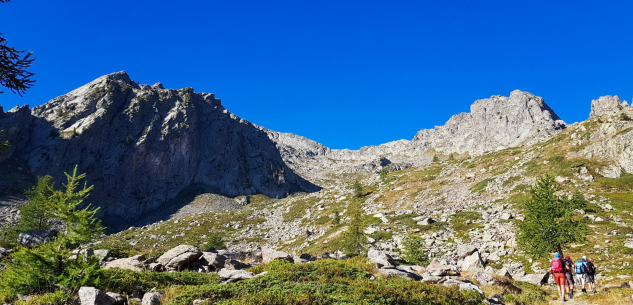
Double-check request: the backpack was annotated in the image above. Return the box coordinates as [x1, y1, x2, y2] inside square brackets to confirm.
[564, 259, 573, 272]
[551, 258, 563, 273]
[585, 261, 595, 274]
[575, 260, 586, 274]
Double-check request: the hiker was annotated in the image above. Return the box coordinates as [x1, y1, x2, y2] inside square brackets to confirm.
[575, 255, 597, 294]
[563, 256, 575, 299]
[582, 256, 597, 293]
[550, 253, 566, 301]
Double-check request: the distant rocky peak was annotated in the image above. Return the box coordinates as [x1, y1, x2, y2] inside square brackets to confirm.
[590, 95, 630, 118]
[412, 90, 566, 155]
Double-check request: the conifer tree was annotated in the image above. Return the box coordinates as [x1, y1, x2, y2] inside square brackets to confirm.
[517, 175, 588, 258]
[341, 199, 365, 256]
[21, 175, 55, 230]
[0, 0, 36, 97]
[0, 130, 8, 156]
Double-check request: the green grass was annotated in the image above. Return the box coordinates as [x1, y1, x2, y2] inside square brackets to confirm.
[596, 173, 633, 191]
[164, 258, 484, 305]
[470, 178, 494, 193]
[450, 211, 483, 238]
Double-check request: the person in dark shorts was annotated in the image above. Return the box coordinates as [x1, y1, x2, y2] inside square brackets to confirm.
[563, 256, 575, 298]
[582, 256, 597, 294]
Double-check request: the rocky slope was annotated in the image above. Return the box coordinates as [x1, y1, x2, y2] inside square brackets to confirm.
[265, 90, 567, 183]
[0, 72, 319, 228]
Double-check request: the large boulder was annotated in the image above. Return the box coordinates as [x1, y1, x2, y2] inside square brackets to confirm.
[17, 229, 58, 247]
[201, 252, 227, 270]
[516, 272, 549, 286]
[141, 292, 163, 305]
[218, 269, 255, 283]
[460, 251, 485, 271]
[367, 249, 397, 269]
[426, 261, 451, 276]
[375, 268, 422, 280]
[157, 245, 203, 271]
[472, 270, 495, 285]
[78, 287, 116, 305]
[261, 247, 294, 264]
[102, 254, 147, 272]
[442, 279, 484, 297]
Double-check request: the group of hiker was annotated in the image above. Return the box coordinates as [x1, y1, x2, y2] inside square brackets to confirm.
[550, 253, 597, 301]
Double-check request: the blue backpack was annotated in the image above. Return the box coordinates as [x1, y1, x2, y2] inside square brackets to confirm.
[574, 260, 586, 274]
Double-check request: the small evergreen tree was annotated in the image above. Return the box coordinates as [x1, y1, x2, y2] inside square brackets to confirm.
[0, 130, 8, 155]
[21, 176, 55, 230]
[432, 155, 440, 163]
[47, 165, 103, 244]
[352, 180, 363, 198]
[379, 168, 387, 180]
[0, 166, 104, 298]
[517, 175, 588, 258]
[401, 233, 429, 266]
[341, 199, 365, 256]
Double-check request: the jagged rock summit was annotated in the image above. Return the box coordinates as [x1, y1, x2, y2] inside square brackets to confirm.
[0, 71, 320, 227]
[265, 90, 566, 181]
[412, 90, 567, 155]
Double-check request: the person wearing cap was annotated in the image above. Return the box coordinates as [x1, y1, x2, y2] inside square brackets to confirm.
[563, 256, 575, 298]
[582, 256, 597, 293]
[550, 253, 566, 301]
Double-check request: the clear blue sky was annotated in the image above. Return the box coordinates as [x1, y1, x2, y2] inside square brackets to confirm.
[1, 0, 632, 149]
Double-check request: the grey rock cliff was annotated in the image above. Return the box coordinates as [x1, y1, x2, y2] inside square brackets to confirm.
[411, 90, 566, 155]
[590, 95, 630, 118]
[0, 71, 319, 226]
[265, 90, 566, 181]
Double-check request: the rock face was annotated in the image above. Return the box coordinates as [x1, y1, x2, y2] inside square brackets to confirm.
[590, 95, 629, 117]
[102, 254, 147, 272]
[0, 71, 320, 226]
[261, 247, 294, 264]
[412, 90, 566, 155]
[265, 90, 566, 181]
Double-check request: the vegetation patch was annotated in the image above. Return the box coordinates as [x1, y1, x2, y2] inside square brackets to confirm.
[450, 211, 483, 238]
[164, 259, 483, 305]
[470, 178, 494, 193]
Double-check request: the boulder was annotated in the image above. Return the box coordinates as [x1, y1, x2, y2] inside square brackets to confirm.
[224, 259, 251, 270]
[457, 245, 478, 258]
[218, 269, 255, 283]
[17, 229, 58, 246]
[421, 271, 444, 283]
[416, 218, 435, 225]
[148, 262, 164, 272]
[517, 272, 549, 286]
[460, 251, 485, 271]
[426, 261, 451, 276]
[93, 249, 110, 263]
[261, 247, 294, 264]
[102, 255, 147, 272]
[141, 292, 163, 305]
[156, 245, 203, 271]
[78, 287, 116, 305]
[472, 270, 495, 285]
[375, 268, 422, 280]
[201, 252, 227, 270]
[625, 239, 633, 249]
[367, 249, 397, 269]
[496, 267, 512, 279]
[105, 292, 126, 305]
[442, 279, 484, 296]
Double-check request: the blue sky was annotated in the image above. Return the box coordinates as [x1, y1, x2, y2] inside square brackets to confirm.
[1, 0, 632, 149]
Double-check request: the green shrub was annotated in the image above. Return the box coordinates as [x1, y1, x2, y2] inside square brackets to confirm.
[168, 259, 483, 305]
[13, 290, 73, 305]
[400, 234, 429, 266]
[470, 178, 494, 193]
[207, 233, 226, 250]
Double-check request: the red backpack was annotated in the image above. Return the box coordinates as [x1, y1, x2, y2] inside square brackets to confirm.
[551, 258, 563, 273]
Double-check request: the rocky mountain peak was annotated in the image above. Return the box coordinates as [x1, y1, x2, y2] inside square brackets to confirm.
[0, 72, 320, 229]
[412, 90, 566, 155]
[590, 95, 630, 118]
